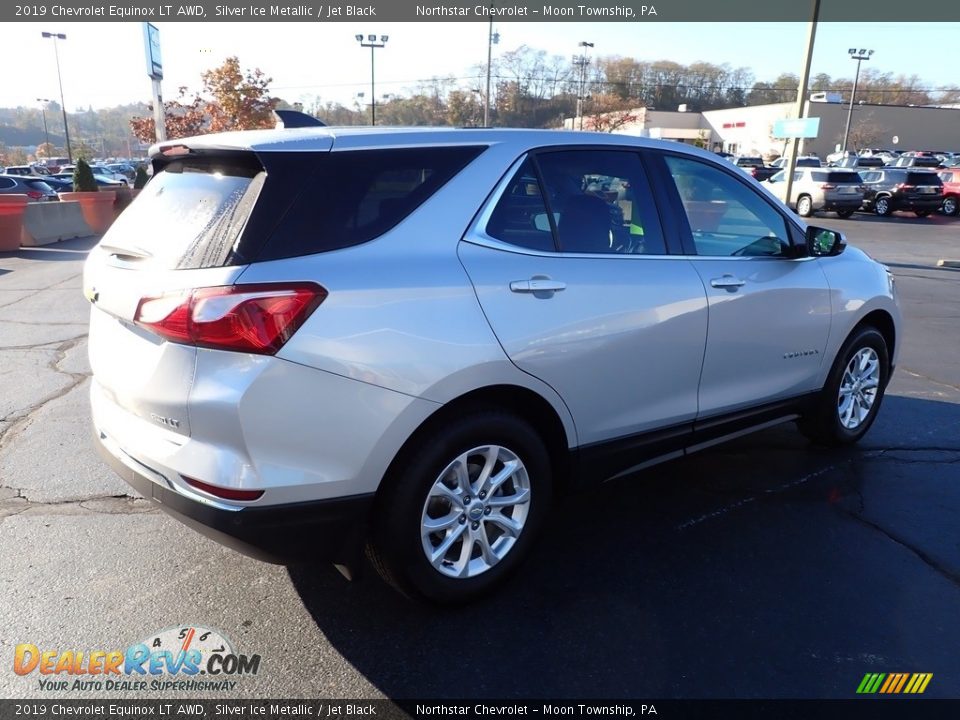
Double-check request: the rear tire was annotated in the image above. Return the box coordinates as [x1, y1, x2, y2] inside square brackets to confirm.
[798, 327, 890, 446]
[835, 208, 856, 219]
[874, 196, 892, 216]
[796, 195, 813, 217]
[367, 411, 552, 604]
[942, 195, 959, 216]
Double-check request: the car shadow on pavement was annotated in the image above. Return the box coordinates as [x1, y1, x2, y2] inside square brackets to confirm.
[288, 395, 960, 699]
[849, 212, 957, 225]
[6, 237, 100, 262]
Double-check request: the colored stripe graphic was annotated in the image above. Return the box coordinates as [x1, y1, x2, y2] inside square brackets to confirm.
[893, 673, 910, 693]
[868, 673, 886, 693]
[857, 672, 933, 694]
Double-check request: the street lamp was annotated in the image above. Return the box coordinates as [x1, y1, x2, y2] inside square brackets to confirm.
[842, 48, 873, 153]
[36, 98, 52, 159]
[573, 41, 594, 130]
[355, 34, 389, 126]
[41, 31, 72, 162]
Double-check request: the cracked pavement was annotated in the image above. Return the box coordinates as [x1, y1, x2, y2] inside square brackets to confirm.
[1, 218, 959, 700]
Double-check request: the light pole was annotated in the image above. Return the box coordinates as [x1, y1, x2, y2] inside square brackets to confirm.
[483, 14, 500, 127]
[36, 98, 52, 159]
[842, 48, 873, 153]
[41, 31, 72, 162]
[355, 34, 388, 126]
[573, 41, 594, 130]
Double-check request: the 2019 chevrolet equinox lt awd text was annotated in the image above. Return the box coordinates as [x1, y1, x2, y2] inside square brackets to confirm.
[85, 126, 901, 603]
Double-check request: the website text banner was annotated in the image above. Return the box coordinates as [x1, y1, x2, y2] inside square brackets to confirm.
[2, 700, 960, 720]
[6, 0, 960, 23]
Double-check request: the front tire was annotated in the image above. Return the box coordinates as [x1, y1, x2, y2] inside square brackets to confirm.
[796, 195, 813, 217]
[874, 196, 892, 216]
[942, 195, 959, 216]
[799, 327, 890, 446]
[368, 411, 552, 603]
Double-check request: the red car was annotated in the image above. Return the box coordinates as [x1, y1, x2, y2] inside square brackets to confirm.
[939, 169, 960, 216]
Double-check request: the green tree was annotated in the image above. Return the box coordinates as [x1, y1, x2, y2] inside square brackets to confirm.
[73, 158, 99, 192]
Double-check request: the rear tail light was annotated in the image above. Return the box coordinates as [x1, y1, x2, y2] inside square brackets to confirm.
[751, 168, 760, 177]
[182, 476, 264, 502]
[896, 183, 913, 190]
[820, 183, 837, 190]
[134, 282, 326, 355]
[26, 190, 44, 200]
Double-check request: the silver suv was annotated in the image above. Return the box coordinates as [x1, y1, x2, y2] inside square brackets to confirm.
[86, 126, 901, 603]
[765, 167, 866, 218]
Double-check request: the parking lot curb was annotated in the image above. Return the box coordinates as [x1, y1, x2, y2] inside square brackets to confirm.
[936, 259, 960, 269]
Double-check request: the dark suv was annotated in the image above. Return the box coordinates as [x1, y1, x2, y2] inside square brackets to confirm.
[860, 169, 944, 217]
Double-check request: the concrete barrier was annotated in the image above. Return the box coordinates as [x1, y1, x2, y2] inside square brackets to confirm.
[20, 200, 95, 247]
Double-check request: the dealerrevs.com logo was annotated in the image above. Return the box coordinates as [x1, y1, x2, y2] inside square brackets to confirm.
[14, 626, 261, 692]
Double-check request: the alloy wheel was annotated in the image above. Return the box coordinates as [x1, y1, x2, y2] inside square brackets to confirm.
[837, 347, 881, 430]
[420, 445, 531, 579]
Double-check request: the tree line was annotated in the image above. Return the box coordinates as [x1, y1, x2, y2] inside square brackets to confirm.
[1, 47, 957, 164]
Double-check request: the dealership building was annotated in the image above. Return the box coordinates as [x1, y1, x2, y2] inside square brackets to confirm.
[571, 96, 960, 157]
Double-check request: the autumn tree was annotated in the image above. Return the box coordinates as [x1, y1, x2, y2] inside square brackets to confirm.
[129, 87, 209, 144]
[202, 56, 276, 132]
[583, 95, 640, 132]
[35, 142, 56, 159]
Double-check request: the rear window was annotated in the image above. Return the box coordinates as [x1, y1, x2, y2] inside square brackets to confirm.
[24, 180, 54, 192]
[907, 172, 942, 186]
[257, 146, 485, 262]
[826, 172, 862, 183]
[102, 156, 264, 270]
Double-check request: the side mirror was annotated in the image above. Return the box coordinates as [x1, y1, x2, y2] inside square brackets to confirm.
[806, 226, 846, 257]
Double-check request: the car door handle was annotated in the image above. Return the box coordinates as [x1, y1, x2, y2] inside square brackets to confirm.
[510, 279, 567, 293]
[710, 275, 746, 289]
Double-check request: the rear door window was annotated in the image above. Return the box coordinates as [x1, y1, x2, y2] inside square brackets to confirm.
[535, 149, 666, 255]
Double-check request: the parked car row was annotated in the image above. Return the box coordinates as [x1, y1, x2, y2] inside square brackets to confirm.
[0, 164, 129, 202]
[762, 166, 949, 219]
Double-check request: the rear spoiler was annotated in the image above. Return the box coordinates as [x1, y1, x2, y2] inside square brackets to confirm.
[273, 109, 326, 129]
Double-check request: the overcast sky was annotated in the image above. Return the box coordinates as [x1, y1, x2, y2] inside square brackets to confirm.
[3, 22, 956, 111]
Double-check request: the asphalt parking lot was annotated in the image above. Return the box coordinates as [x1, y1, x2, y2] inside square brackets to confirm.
[1, 212, 958, 700]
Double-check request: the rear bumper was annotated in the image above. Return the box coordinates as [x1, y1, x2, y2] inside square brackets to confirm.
[821, 198, 863, 211]
[95, 429, 373, 565]
[896, 197, 942, 211]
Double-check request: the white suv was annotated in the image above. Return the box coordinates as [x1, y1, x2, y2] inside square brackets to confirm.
[765, 167, 866, 218]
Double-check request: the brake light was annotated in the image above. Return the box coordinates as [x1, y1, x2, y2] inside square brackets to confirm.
[820, 183, 837, 190]
[896, 184, 913, 190]
[182, 476, 264, 502]
[134, 283, 326, 355]
[751, 168, 759, 177]
[26, 190, 44, 200]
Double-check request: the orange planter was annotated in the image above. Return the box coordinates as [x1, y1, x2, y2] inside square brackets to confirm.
[0, 194, 29, 251]
[58, 191, 115, 235]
